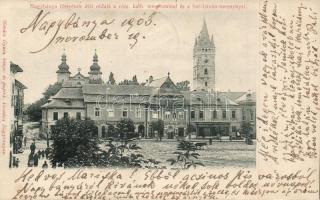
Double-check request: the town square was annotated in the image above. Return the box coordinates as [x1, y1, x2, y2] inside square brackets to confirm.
[10, 18, 256, 169]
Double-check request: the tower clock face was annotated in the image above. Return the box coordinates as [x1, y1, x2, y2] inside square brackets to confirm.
[204, 59, 209, 63]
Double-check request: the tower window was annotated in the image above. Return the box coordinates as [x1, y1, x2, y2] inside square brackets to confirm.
[204, 68, 208, 74]
[94, 107, 100, 117]
[205, 82, 208, 87]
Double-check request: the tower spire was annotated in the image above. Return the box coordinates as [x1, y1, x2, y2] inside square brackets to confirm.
[88, 49, 103, 84]
[200, 19, 210, 40]
[56, 49, 71, 83]
[93, 49, 98, 62]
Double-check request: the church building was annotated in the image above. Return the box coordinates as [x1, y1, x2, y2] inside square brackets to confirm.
[41, 20, 256, 140]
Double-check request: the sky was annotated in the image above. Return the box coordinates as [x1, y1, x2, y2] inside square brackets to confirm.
[9, 4, 258, 104]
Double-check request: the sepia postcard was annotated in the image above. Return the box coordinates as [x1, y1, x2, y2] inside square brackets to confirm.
[0, 0, 319, 199]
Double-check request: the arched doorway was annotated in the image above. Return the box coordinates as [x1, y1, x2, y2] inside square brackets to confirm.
[92, 126, 98, 138]
[102, 126, 106, 138]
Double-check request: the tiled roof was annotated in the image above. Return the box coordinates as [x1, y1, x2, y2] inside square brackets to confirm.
[83, 94, 152, 104]
[10, 62, 23, 73]
[221, 92, 246, 101]
[41, 99, 85, 108]
[15, 80, 27, 89]
[147, 76, 168, 88]
[43, 81, 255, 108]
[182, 91, 239, 106]
[82, 84, 154, 96]
[53, 87, 83, 99]
[234, 92, 256, 103]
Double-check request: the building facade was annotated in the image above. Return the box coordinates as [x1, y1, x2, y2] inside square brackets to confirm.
[10, 62, 27, 166]
[41, 22, 256, 140]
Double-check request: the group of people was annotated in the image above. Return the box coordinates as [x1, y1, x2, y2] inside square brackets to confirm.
[28, 140, 49, 168]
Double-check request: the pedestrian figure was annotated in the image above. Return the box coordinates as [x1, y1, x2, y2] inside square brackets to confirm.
[45, 148, 49, 159]
[42, 150, 45, 158]
[14, 139, 19, 154]
[236, 131, 241, 139]
[33, 154, 39, 167]
[12, 157, 16, 167]
[30, 142, 36, 154]
[28, 153, 34, 167]
[24, 137, 27, 147]
[42, 161, 48, 169]
[16, 158, 20, 168]
[37, 150, 41, 159]
[18, 136, 22, 150]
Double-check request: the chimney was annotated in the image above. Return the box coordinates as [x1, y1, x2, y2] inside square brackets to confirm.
[246, 90, 252, 100]
[149, 76, 153, 83]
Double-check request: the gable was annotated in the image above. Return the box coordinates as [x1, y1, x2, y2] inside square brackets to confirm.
[159, 77, 181, 94]
[72, 73, 87, 80]
[161, 78, 176, 89]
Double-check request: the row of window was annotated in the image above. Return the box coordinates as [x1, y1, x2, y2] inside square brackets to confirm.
[194, 68, 209, 76]
[191, 110, 236, 120]
[243, 110, 255, 121]
[53, 109, 254, 121]
[94, 107, 185, 119]
[53, 112, 81, 120]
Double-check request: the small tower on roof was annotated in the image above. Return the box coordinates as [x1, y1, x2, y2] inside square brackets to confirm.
[88, 49, 103, 84]
[193, 19, 215, 92]
[56, 50, 71, 83]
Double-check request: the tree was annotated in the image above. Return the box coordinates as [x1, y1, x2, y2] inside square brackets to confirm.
[241, 121, 253, 145]
[50, 117, 161, 168]
[108, 72, 116, 85]
[176, 81, 190, 91]
[117, 118, 135, 139]
[26, 82, 62, 121]
[151, 119, 164, 141]
[26, 100, 45, 121]
[132, 75, 139, 85]
[50, 117, 100, 167]
[42, 82, 63, 99]
[118, 75, 139, 85]
[119, 79, 129, 85]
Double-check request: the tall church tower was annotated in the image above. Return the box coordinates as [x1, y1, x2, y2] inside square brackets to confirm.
[88, 50, 103, 84]
[56, 52, 71, 83]
[193, 20, 215, 91]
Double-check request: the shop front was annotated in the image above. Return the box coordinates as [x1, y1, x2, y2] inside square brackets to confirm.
[195, 122, 230, 139]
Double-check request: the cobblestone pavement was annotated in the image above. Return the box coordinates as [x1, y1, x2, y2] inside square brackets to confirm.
[14, 123, 255, 169]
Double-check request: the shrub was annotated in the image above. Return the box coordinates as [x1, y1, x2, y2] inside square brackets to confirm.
[167, 141, 205, 169]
